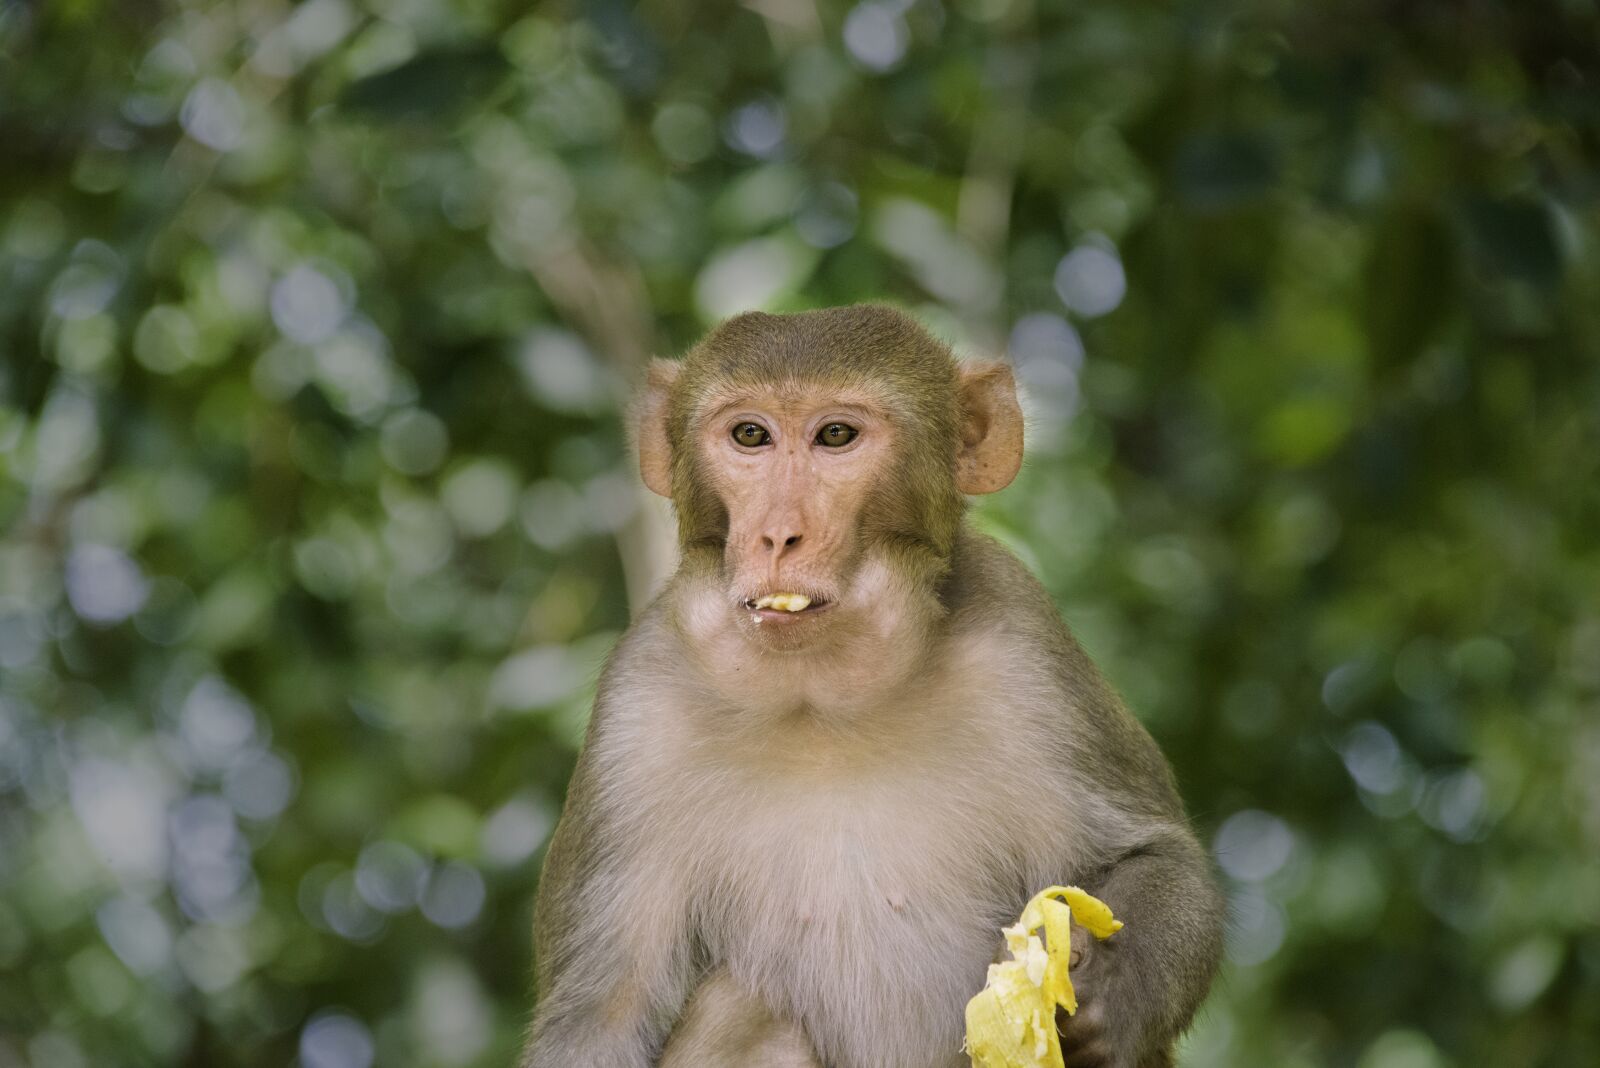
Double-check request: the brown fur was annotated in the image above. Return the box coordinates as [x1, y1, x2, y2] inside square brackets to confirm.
[523, 305, 1223, 1068]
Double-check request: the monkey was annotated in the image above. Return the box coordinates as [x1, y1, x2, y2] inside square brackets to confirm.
[521, 304, 1224, 1068]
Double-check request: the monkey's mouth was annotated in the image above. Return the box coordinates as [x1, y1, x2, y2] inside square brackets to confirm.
[742, 592, 832, 623]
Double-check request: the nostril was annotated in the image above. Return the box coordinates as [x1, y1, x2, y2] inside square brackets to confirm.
[759, 532, 801, 556]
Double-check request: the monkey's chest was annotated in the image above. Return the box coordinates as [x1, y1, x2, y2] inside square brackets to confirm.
[684, 779, 1031, 1068]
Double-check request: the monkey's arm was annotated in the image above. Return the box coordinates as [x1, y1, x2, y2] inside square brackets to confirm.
[1062, 826, 1224, 1068]
[957, 534, 1223, 1064]
[521, 697, 696, 1068]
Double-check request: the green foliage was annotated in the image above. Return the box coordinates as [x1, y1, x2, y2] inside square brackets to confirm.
[2, 1, 1598, 1066]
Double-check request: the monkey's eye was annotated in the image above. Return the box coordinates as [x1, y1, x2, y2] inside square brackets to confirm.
[731, 422, 771, 448]
[815, 422, 858, 448]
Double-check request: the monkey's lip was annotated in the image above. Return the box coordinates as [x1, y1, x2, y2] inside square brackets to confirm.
[742, 595, 832, 623]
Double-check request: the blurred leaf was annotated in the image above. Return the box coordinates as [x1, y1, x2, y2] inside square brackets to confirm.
[1363, 205, 1455, 367]
[1460, 197, 1562, 289]
[1173, 131, 1280, 212]
[339, 46, 510, 121]
[391, 795, 481, 859]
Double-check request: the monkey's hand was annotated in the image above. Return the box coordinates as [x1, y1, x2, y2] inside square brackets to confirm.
[1054, 928, 1117, 1068]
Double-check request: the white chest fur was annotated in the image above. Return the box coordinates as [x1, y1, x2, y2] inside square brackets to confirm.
[689, 767, 1021, 1068]
[607, 637, 1089, 1068]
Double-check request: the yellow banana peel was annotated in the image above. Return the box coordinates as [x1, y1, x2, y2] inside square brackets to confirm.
[963, 886, 1123, 1068]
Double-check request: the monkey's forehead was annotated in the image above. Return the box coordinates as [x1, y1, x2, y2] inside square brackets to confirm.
[685, 306, 960, 383]
[687, 379, 900, 419]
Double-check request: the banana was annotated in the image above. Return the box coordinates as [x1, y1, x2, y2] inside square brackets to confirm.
[752, 593, 812, 612]
[964, 886, 1123, 1068]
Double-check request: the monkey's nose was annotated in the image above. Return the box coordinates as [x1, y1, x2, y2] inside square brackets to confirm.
[759, 530, 802, 562]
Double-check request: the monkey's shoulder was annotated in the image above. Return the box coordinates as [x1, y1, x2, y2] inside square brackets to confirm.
[944, 529, 1100, 681]
[946, 529, 1184, 809]
[945, 530, 1062, 626]
[586, 598, 686, 719]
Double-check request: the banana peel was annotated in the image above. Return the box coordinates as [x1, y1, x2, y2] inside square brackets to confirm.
[963, 886, 1123, 1068]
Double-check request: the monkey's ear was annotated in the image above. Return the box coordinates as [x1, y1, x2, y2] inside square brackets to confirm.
[955, 361, 1024, 494]
[636, 359, 680, 498]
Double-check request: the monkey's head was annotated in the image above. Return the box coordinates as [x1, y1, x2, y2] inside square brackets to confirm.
[639, 305, 1022, 651]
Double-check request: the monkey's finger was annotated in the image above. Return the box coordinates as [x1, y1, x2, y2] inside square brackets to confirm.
[1057, 1011, 1100, 1036]
[1061, 1042, 1113, 1068]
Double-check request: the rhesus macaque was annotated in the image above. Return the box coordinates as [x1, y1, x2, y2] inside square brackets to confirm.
[522, 305, 1223, 1068]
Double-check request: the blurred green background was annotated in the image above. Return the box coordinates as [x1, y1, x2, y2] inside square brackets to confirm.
[3, 0, 1599, 1066]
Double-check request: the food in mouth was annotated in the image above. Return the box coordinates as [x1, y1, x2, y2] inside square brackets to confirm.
[749, 593, 812, 612]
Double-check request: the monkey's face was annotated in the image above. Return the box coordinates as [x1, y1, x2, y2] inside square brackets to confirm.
[637, 307, 1026, 653]
[694, 383, 892, 635]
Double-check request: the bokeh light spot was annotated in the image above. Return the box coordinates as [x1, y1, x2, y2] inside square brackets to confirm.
[271, 264, 350, 345]
[180, 78, 245, 152]
[66, 544, 149, 625]
[421, 861, 486, 929]
[380, 409, 450, 476]
[301, 1012, 375, 1068]
[725, 98, 787, 159]
[843, 3, 910, 72]
[1053, 240, 1126, 318]
[1214, 809, 1295, 882]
